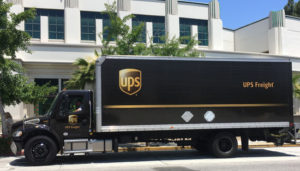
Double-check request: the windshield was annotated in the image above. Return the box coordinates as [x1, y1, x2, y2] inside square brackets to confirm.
[46, 94, 59, 116]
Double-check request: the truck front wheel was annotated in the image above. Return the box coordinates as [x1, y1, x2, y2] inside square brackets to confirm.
[24, 136, 57, 165]
[211, 132, 237, 158]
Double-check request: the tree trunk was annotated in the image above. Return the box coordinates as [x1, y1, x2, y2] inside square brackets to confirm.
[0, 97, 8, 137]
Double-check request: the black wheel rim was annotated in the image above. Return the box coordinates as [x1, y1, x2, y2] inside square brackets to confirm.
[218, 138, 232, 153]
[31, 141, 49, 159]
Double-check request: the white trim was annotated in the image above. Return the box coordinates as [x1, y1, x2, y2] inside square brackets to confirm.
[105, 55, 291, 63]
[98, 122, 290, 132]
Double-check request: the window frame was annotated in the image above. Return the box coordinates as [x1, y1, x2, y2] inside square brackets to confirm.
[179, 18, 208, 46]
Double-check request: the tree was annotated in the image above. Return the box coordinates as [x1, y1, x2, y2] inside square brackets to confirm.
[0, 1, 56, 136]
[284, 0, 300, 17]
[284, 0, 295, 16]
[66, 2, 202, 89]
[0, 60, 57, 136]
[292, 74, 300, 98]
[295, 1, 300, 17]
[65, 56, 97, 89]
[0, 0, 35, 64]
[99, 2, 148, 56]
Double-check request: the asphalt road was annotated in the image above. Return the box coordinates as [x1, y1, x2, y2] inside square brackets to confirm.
[1, 147, 300, 171]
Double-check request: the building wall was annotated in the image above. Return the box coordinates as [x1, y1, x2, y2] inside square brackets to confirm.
[131, 0, 165, 16]
[178, 2, 208, 20]
[234, 18, 269, 53]
[23, 0, 64, 9]
[284, 17, 300, 57]
[223, 29, 234, 51]
[20, 44, 97, 63]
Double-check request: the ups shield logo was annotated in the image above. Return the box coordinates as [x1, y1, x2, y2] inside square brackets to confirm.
[119, 69, 142, 95]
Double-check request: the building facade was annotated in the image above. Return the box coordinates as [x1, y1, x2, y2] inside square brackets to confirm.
[4, 0, 300, 120]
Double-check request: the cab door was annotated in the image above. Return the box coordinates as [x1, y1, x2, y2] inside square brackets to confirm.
[52, 91, 91, 139]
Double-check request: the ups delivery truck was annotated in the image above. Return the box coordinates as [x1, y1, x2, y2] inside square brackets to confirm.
[10, 56, 294, 165]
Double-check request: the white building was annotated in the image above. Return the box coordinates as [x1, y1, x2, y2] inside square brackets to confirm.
[4, 0, 300, 121]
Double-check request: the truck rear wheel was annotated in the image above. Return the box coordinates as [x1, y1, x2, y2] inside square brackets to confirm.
[24, 136, 57, 165]
[211, 132, 237, 158]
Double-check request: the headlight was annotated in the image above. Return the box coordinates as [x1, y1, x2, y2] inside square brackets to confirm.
[12, 130, 23, 137]
[24, 118, 40, 125]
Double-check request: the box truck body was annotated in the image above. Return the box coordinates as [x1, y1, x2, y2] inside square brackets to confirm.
[98, 56, 292, 131]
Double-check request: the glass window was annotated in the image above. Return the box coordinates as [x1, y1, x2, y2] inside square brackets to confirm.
[132, 16, 146, 43]
[198, 20, 208, 46]
[180, 22, 191, 44]
[25, 9, 64, 40]
[132, 15, 165, 43]
[152, 17, 165, 44]
[34, 79, 59, 115]
[25, 9, 41, 39]
[102, 15, 113, 41]
[81, 11, 108, 41]
[180, 18, 208, 46]
[48, 10, 64, 40]
[67, 95, 85, 114]
[61, 79, 69, 91]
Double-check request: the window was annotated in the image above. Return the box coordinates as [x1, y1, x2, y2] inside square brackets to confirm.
[81, 12, 97, 41]
[152, 17, 165, 43]
[34, 78, 69, 115]
[180, 18, 208, 46]
[67, 95, 85, 114]
[180, 20, 191, 44]
[81, 11, 109, 41]
[132, 15, 165, 43]
[132, 15, 147, 43]
[34, 79, 58, 115]
[198, 20, 208, 46]
[48, 10, 64, 40]
[25, 9, 41, 39]
[102, 15, 112, 41]
[61, 79, 69, 91]
[25, 9, 64, 40]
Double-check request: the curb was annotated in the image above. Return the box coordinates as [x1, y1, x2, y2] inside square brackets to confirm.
[119, 144, 300, 152]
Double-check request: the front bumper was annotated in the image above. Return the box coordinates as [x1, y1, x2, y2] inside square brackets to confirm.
[10, 141, 22, 155]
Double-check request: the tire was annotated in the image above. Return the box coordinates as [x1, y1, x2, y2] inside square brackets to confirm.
[211, 132, 237, 158]
[25, 136, 58, 165]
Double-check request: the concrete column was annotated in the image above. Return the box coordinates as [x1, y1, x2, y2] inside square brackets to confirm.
[117, 0, 132, 28]
[40, 15, 49, 42]
[208, 0, 223, 50]
[146, 22, 153, 46]
[65, 0, 80, 43]
[268, 10, 287, 55]
[96, 19, 103, 45]
[165, 0, 179, 39]
[8, 0, 24, 30]
[191, 25, 198, 45]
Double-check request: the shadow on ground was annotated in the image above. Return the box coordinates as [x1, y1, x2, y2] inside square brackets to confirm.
[9, 148, 295, 167]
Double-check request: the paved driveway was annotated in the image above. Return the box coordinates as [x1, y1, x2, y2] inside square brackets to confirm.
[1, 147, 300, 171]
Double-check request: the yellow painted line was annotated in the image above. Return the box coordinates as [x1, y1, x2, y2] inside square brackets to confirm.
[104, 104, 287, 109]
